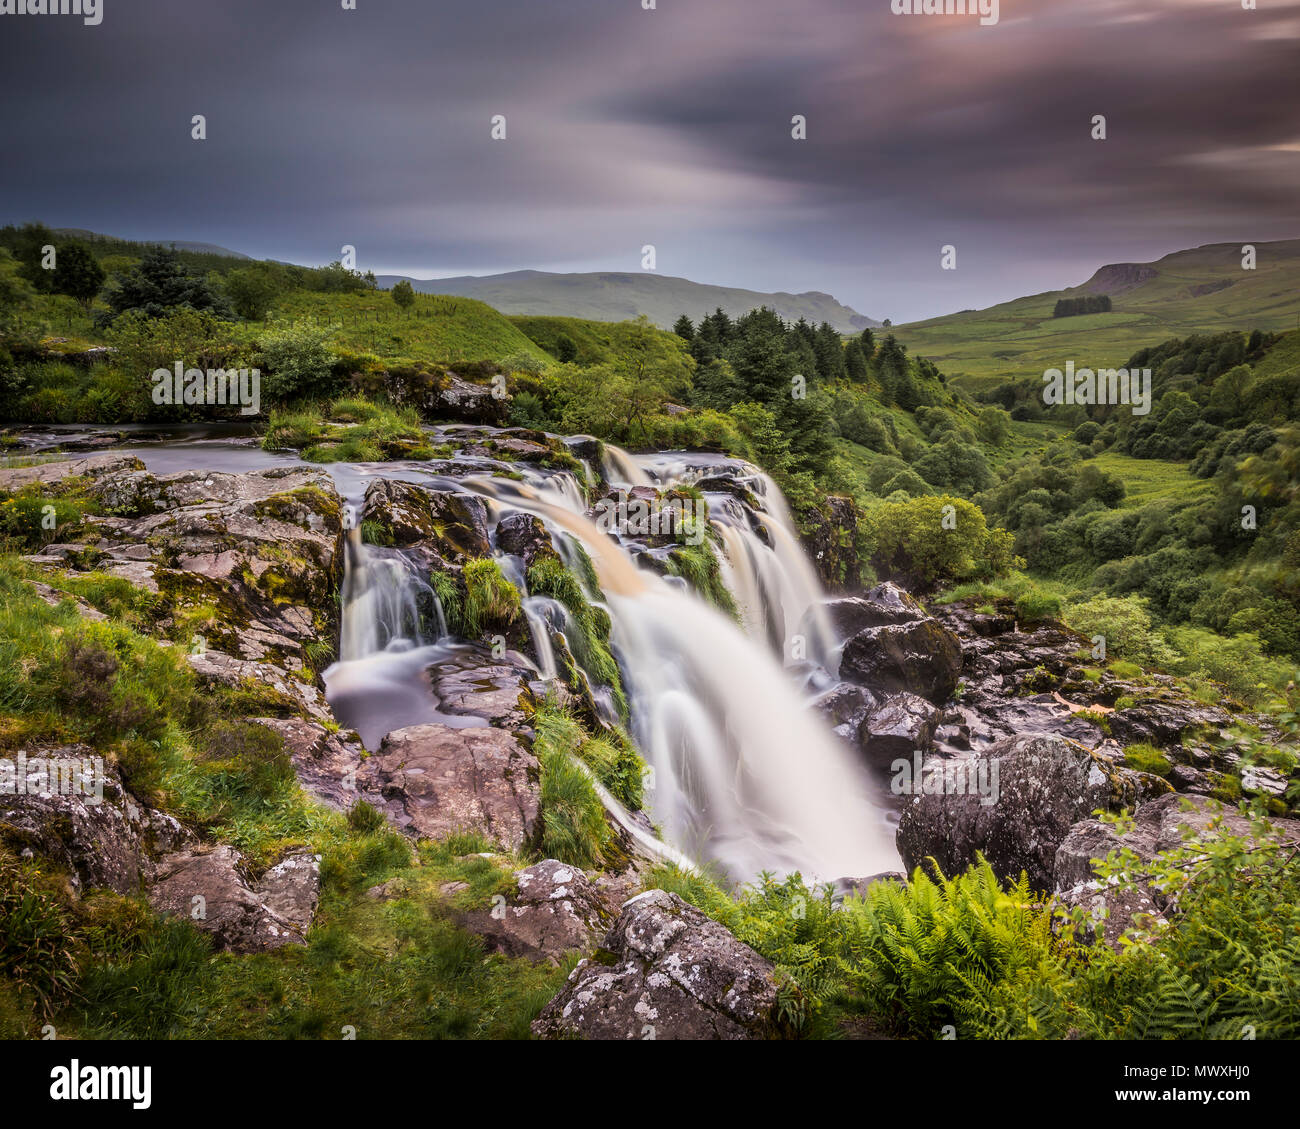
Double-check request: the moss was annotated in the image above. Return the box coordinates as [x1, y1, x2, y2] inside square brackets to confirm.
[1123, 743, 1172, 777]
[665, 541, 739, 621]
[456, 558, 521, 638]
[526, 556, 628, 720]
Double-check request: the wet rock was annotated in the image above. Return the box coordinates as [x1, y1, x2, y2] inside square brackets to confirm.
[428, 652, 535, 730]
[0, 751, 192, 895]
[823, 584, 928, 639]
[147, 845, 316, 953]
[860, 693, 939, 766]
[801, 495, 862, 591]
[364, 723, 541, 851]
[494, 510, 556, 569]
[811, 681, 878, 744]
[363, 479, 490, 561]
[461, 859, 608, 963]
[840, 618, 962, 702]
[531, 889, 781, 1040]
[1106, 699, 1230, 746]
[897, 734, 1128, 892]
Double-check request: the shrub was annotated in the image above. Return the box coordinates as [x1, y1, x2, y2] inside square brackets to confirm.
[256, 323, 338, 402]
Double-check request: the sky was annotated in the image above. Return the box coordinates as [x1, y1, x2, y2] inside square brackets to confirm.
[0, 0, 1297, 323]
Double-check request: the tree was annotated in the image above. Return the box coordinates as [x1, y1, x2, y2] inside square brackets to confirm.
[672, 315, 695, 342]
[391, 279, 416, 308]
[812, 321, 846, 382]
[223, 264, 283, 320]
[844, 340, 868, 382]
[978, 406, 1012, 446]
[554, 333, 578, 363]
[101, 246, 232, 323]
[48, 239, 105, 310]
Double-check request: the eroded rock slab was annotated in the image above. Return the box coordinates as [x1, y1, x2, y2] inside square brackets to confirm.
[0, 751, 191, 896]
[147, 845, 318, 953]
[364, 723, 540, 851]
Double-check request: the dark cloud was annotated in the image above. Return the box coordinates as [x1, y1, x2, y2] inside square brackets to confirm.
[0, 0, 1295, 320]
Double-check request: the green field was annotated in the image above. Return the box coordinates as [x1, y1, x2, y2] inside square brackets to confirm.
[893, 239, 1300, 389]
[266, 290, 551, 365]
[1090, 451, 1218, 510]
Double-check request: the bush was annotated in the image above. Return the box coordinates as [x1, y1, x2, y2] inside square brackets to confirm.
[865, 495, 1020, 588]
[256, 323, 338, 402]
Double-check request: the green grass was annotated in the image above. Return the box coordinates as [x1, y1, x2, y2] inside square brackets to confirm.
[892, 238, 1300, 387]
[1123, 743, 1173, 776]
[265, 291, 550, 365]
[1089, 451, 1217, 510]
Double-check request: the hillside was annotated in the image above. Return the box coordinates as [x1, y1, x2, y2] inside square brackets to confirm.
[374, 269, 879, 333]
[52, 228, 250, 261]
[894, 239, 1300, 390]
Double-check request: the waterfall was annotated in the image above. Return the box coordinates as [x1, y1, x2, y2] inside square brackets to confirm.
[338, 526, 435, 660]
[454, 464, 896, 883]
[325, 526, 464, 751]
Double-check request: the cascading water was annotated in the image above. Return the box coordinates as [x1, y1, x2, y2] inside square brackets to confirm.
[338, 527, 439, 660]
[324, 524, 478, 750]
[449, 448, 896, 882]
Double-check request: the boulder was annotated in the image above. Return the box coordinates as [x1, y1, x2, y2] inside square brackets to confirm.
[531, 889, 781, 1040]
[811, 681, 878, 744]
[147, 845, 318, 953]
[0, 750, 191, 895]
[860, 693, 939, 766]
[461, 859, 607, 963]
[363, 479, 491, 560]
[251, 717, 369, 811]
[494, 511, 556, 569]
[364, 723, 541, 851]
[823, 583, 928, 638]
[896, 734, 1126, 891]
[840, 618, 963, 702]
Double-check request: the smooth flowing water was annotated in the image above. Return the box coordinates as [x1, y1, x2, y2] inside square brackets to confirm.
[106, 429, 897, 882]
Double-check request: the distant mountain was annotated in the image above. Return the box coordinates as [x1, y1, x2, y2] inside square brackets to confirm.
[894, 238, 1300, 386]
[372, 269, 879, 333]
[53, 229, 250, 260]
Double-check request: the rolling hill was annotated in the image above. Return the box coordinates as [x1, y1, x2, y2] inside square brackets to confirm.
[373, 269, 879, 333]
[893, 239, 1300, 389]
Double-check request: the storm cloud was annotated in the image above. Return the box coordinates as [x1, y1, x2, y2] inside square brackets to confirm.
[0, 0, 1296, 321]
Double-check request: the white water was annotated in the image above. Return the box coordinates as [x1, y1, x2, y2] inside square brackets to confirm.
[428, 446, 897, 882]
